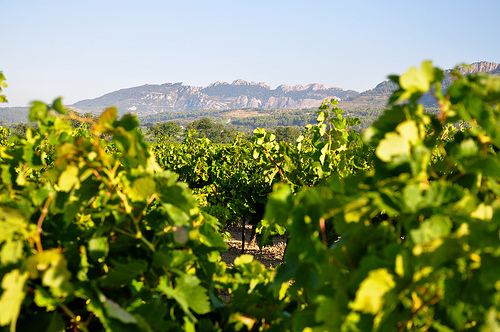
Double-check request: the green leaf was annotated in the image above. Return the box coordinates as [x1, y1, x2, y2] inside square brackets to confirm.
[129, 176, 156, 202]
[409, 215, 451, 245]
[25, 250, 73, 297]
[376, 132, 411, 163]
[402, 183, 422, 213]
[397, 120, 419, 143]
[471, 203, 493, 221]
[0, 72, 7, 88]
[350, 268, 395, 315]
[52, 97, 67, 115]
[88, 237, 109, 262]
[34, 285, 60, 311]
[41, 253, 73, 298]
[0, 207, 27, 243]
[344, 197, 372, 223]
[57, 165, 80, 192]
[483, 307, 500, 331]
[97, 107, 118, 130]
[100, 259, 147, 287]
[114, 114, 140, 131]
[102, 296, 137, 324]
[0, 238, 24, 265]
[456, 138, 479, 158]
[0, 269, 29, 327]
[0, 72, 8, 102]
[29, 101, 48, 122]
[198, 222, 227, 251]
[158, 274, 211, 320]
[46, 312, 65, 332]
[376, 120, 419, 163]
[399, 62, 432, 94]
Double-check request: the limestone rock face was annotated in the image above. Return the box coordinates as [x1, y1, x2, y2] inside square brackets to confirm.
[459, 61, 499, 75]
[247, 97, 262, 108]
[72, 79, 358, 116]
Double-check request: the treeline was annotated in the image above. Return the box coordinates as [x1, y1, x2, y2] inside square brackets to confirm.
[229, 110, 317, 132]
[1, 103, 387, 135]
[144, 107, 386, 145]
[146, 118, 303, 144]
[2, 105, 387, 145]
[140, 108, 234, 125]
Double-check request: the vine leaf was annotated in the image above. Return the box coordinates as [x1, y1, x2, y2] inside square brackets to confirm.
[350, 268, 395, 315]
[88, 237, 109, 262]
[100, 259, 147, 288]
[158, 274, 211, 321]
[0, 207, 26, 244]
[409, 215, 451, 245]
[58, 165, 80, 192]
[0, 269, 29, 327]
[102, 297, 138, 324]
[376, 120, 419, 163]
[25, 250, 73, 298]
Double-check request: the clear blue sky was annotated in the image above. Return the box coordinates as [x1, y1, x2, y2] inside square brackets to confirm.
[2, 0, 499, 107]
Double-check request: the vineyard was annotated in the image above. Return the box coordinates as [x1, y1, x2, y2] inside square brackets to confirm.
[0, 62, 500, 331]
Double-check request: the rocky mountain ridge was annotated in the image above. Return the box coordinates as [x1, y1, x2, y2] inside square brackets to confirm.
[72, 79, 359, 116]
[458, 61, 499, 75]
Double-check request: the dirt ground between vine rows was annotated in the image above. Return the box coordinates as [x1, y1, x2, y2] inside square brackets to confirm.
[220, 224, 287, 269]
[218, 225, 287, 303]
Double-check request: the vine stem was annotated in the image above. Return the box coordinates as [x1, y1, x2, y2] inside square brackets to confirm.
[263, 148, 288, 183]
[319, 218, 328, 247]
[430, 88, 449, 124]
[60, 304, 90, 332]
[342, 246, 356, 272]
[35, 192, 54, 253]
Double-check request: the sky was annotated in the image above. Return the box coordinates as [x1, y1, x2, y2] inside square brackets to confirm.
[1, 0, 499, 107]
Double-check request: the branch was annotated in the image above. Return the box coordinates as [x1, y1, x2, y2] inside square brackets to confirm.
[35, 192, 54, 253]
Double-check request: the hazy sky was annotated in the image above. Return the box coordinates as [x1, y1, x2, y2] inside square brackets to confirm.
[2, 0, 499, 107]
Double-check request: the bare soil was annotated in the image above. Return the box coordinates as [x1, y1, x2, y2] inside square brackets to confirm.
[221, 224, 287, 269]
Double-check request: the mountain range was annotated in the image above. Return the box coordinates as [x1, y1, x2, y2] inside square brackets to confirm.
[71, 61, 500, 116]
[71, 80, 359, 116]
[1, 61, 498, 124]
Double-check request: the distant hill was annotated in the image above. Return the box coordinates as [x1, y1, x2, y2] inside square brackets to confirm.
[71, 79, 359, 116]
[338, 80, 398, 110]
[0, 107, 30, 124]
[339, 61, 500, 110]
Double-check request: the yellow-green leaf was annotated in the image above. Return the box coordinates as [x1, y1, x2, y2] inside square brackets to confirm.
[376, 132, 411, 162]
[397, 120, 419, 144]
[52, 97, 67, 114]
[58, 165, 80, 192]
[471, 203, 493, 221]
[0, 269, 29, 326]
[400, 65, 430, 93]
[350, 268, 395, 315]
[129, 176, 156, 202]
